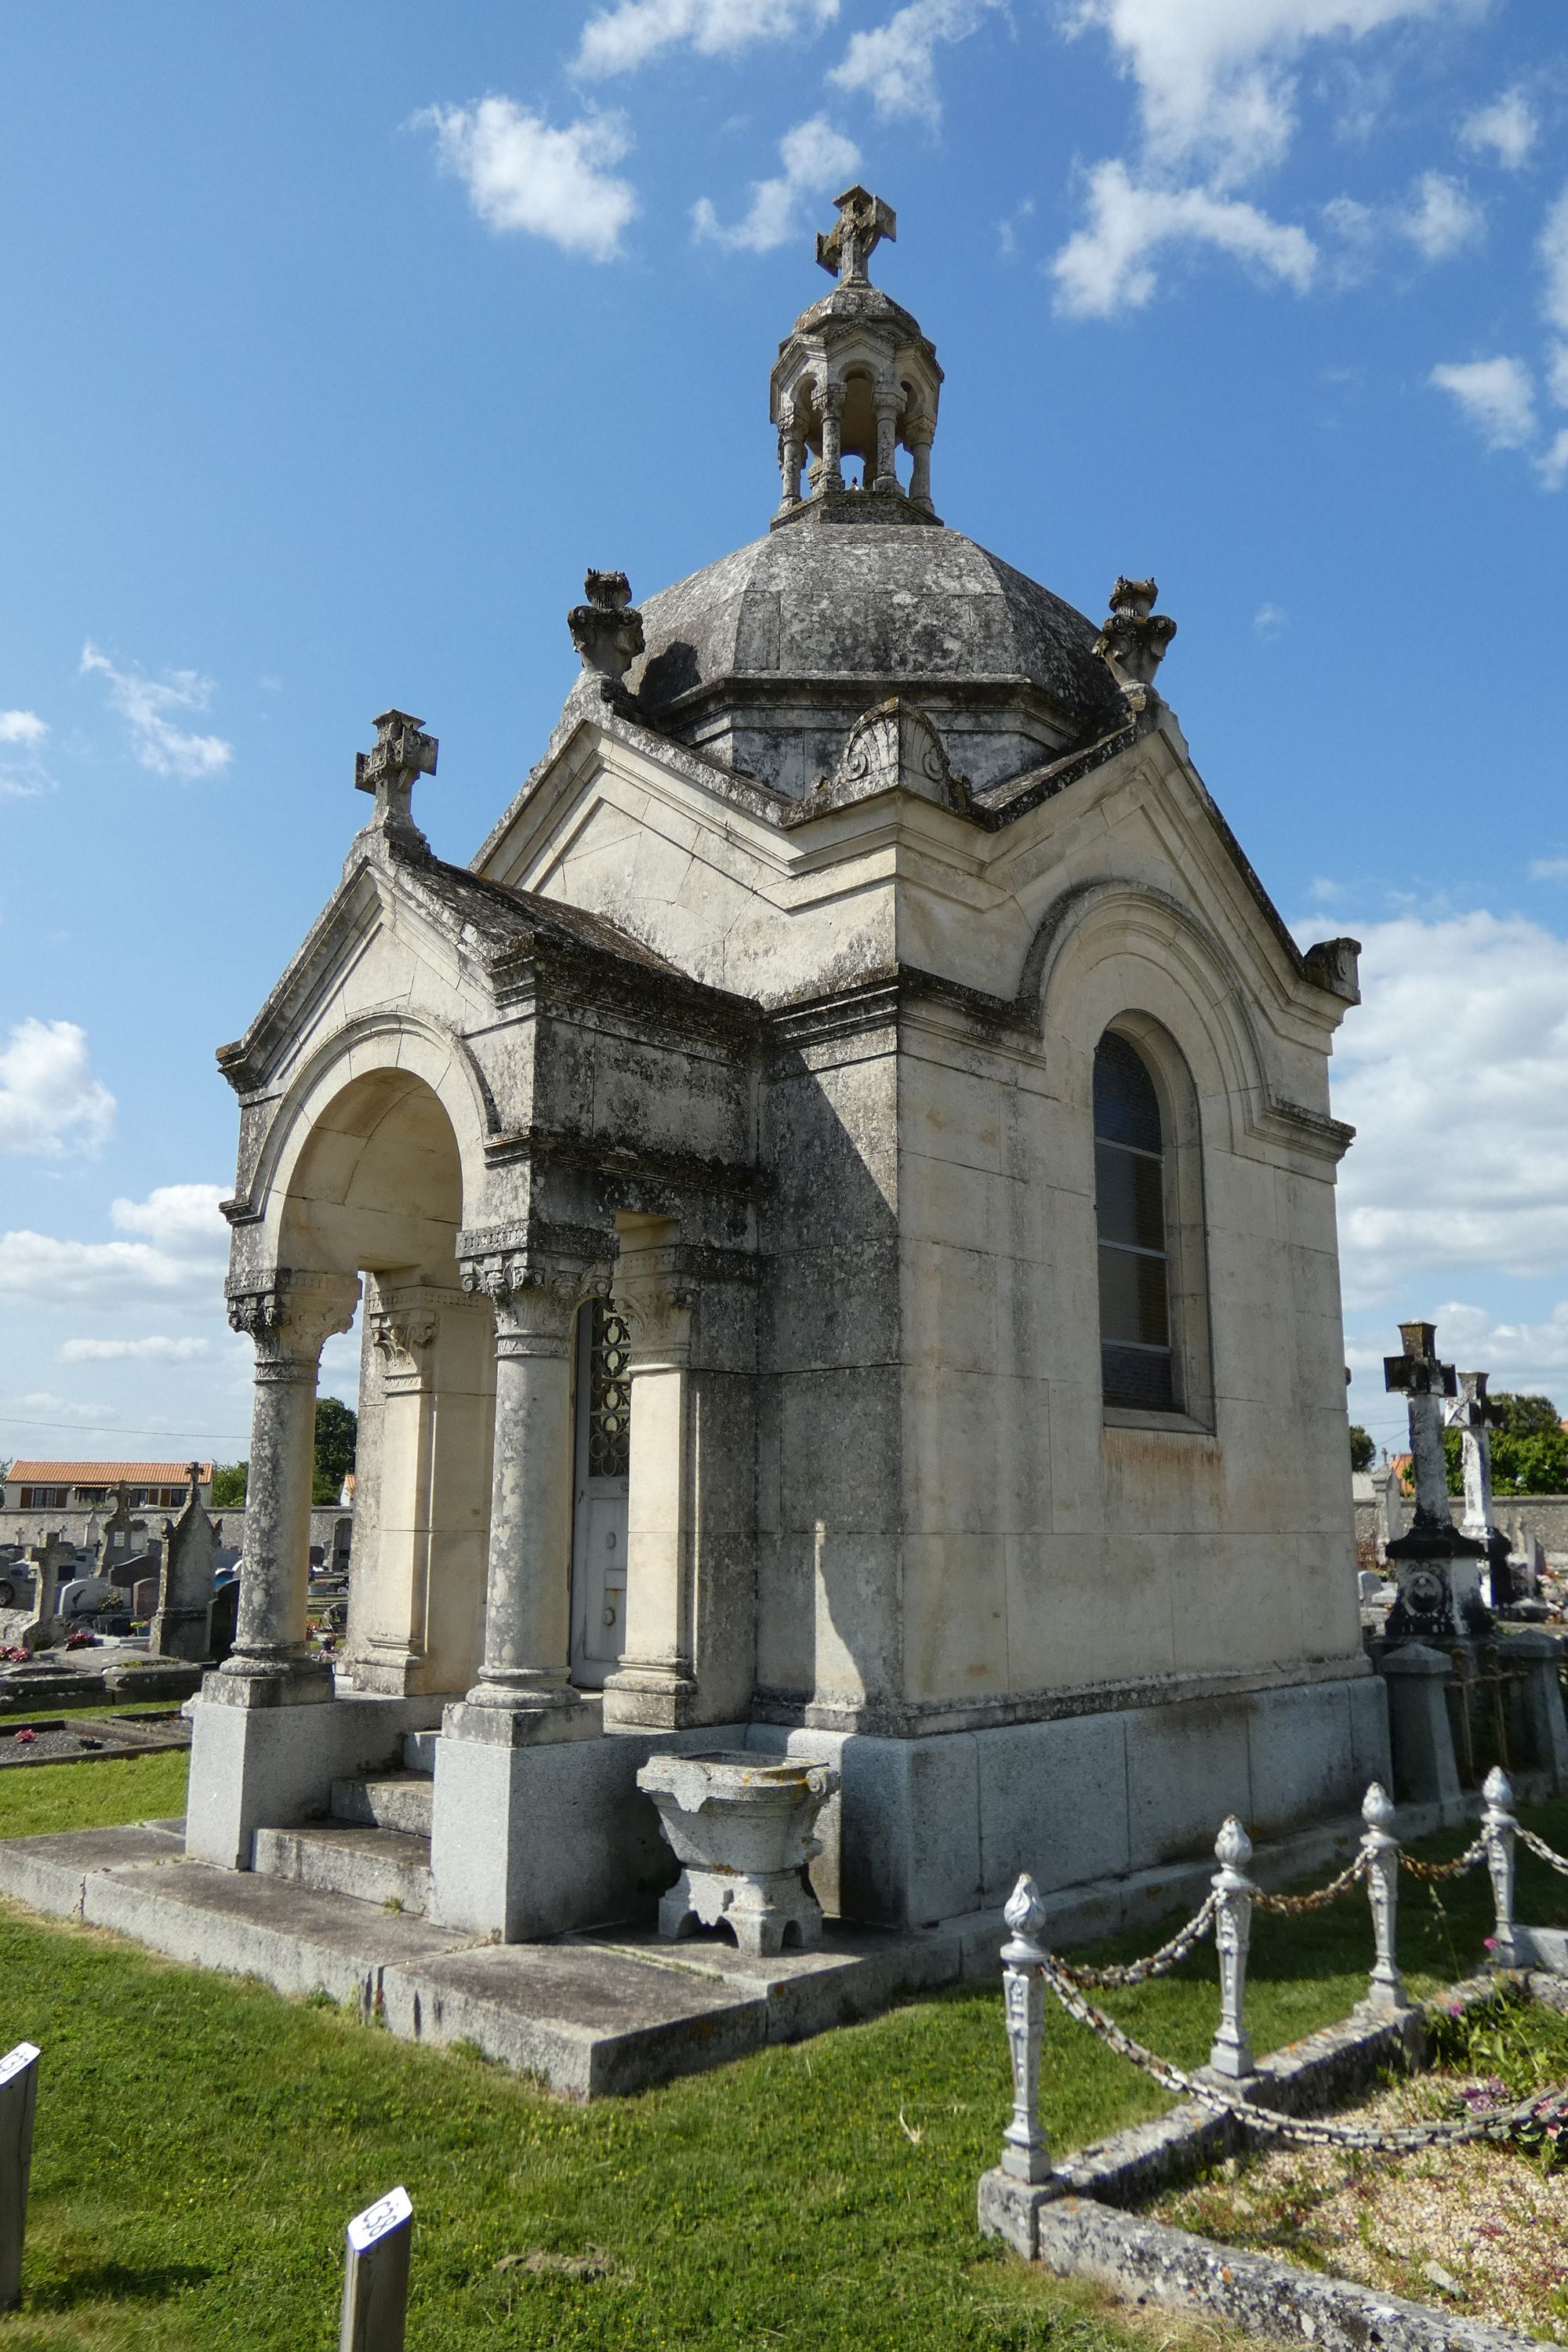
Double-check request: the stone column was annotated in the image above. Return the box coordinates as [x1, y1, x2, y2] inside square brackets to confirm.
[1507, 1628, 1568, 1790]
[220, 1272, 360, 1704]
[906, 413, 935, 512]
[448, 1254, 597, 1737]
[873, 383, 900, 495]
[1377, 1641, 1462, 1817]
[818, 378, 845, 493]
[351, 1283, 441, 1695]
[776, 412, 804, 514]
[603, 1261, 699, 1730]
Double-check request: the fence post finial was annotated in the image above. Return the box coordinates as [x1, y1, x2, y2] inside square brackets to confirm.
[1481, 1764, 1518, 1969]
[1000, 1874, 1054, 2186]
[1359, 1781, 1415, 2016]
[1208, 1816, 1257, 2079]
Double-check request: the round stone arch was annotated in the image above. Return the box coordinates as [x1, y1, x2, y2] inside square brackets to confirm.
[241, 1014, 494, 1281]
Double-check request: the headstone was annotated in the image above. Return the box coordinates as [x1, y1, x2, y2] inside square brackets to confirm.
[149, 1469, 219, 1664]
[1357, 1569, 1383, 1603]
[0, 1534, 73, 1654]
[208, 1577, 238, 1665]
[339, 2185, 411, 2352]
[0, 2041, 38, 2310]
[1446, 1370, 1514, 1610]
[98, 1485, 136, 1581]
[1383, 1321, 1489, 1640]
[131, 1576, 159, 1622]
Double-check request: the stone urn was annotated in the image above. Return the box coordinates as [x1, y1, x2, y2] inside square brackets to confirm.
[636, 1750, 840, 1958]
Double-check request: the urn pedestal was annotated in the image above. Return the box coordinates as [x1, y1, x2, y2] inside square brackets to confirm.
[637, 1749, 840, 1957]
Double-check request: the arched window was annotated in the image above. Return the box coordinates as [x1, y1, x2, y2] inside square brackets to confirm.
[1094, 1031, 1174, 1412]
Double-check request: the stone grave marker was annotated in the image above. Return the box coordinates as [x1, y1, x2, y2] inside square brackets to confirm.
[150, 1468, 219, 1663]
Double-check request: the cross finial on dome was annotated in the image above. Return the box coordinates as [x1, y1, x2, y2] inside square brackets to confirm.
[815, 185, 896, 287]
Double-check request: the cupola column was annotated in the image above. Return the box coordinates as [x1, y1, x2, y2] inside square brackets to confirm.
[873, 382, 901, 495]
[819, 378, 846, 493]
[906, 412, 935, 514]
[777, 410, 804, 514]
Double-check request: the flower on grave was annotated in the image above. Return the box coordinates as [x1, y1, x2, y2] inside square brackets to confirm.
[13, 1729, 35, 1746]
[64, 1629, 96, 1650]
[1484, 1936, 1498, 1951]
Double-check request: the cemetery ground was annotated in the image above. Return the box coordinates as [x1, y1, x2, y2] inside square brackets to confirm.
[0, 1758, 1565, 2352]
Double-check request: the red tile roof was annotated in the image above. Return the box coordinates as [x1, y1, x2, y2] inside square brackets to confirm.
[7, 1461, 213, 1486]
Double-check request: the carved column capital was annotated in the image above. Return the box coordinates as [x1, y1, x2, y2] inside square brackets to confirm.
[227, 1272, 361, 1377]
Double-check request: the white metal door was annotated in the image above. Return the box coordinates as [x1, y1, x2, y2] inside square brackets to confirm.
[569, 1301, 630, 1687]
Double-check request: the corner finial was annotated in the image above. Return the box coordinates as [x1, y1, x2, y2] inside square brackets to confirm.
[1094, 578, 1177, 715]
[815, 185, 896, 287]
[354, 710, 437, 855]
[568, 569, 645, 689]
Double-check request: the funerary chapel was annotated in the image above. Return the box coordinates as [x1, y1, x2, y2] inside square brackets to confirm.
[188, 187, 1381, 1942]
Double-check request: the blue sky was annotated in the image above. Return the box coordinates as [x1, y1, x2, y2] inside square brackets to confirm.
[2, 0, 1566, 1466]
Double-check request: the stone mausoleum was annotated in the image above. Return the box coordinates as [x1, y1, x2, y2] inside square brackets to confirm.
[188, 188, 1381, 1944]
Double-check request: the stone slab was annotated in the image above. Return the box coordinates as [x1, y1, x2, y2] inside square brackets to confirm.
[0, 1823, 186, 1921]
[376, 1941, 766, 2099]
[253, 1823, 432, 1916]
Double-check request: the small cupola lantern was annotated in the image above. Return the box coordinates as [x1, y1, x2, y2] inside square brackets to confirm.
[769, 187, 944, 529]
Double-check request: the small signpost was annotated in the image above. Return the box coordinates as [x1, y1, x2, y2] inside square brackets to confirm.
[0, 2042, 39, 2310]
[340, 2184, 412, 2352]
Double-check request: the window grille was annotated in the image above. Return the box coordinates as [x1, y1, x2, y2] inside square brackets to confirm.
[1094, 1032, 1174, 1412]
[586, 1302, 632, 1480]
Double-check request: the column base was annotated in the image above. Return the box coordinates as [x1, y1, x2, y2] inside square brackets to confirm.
[442, 1692, 604, 1749]
[205, 1654, 335, 1710]
[603, 1664, 701, 1732]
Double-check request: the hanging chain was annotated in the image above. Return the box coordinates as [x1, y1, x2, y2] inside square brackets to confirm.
[1516, 1824, 1568, 1878]
[1401, 1835, 1488, 1882]
[1054, 1893, 1218, 1989]
[1254, 1850, 1369, 1915]
[1039, 1958, 1568, 2154]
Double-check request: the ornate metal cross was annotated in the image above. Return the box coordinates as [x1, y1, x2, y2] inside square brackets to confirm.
[815, 184, 896, 286]
[1384, 1319, 1457, 1526]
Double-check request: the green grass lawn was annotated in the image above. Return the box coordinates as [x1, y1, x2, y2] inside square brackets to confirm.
[0, 1750, 1563, 2352]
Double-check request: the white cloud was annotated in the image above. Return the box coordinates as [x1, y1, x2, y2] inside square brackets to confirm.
[419, 100, 637, 262]
[60, 1336, 211, 1363]
[1253, 602, 1287, 637]
[1540, 183, 1568, 338]
[0, 1185, 227, 1311]
[1330, 913, 1568, 1306]
[1399, 170, 1483, 261]
[1064, 0, 1473, 190]
[575, 0, 837, 77]
[79, 644, 230, 779]
[827, 0, 998, 126]
[0, 710, 53, 800]
[1539, 429, 1568, 492]
[1460, 86, 1538, 171]
[1530, 858, 1568, 882]
[1428, 354, 1536, 450]
[1051, 160, 1316, 317]
[0, 1021, 114, 1157]
[693, 114, 860, 254]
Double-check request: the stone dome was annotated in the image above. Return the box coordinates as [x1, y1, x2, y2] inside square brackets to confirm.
[626, 521, 1129, 802]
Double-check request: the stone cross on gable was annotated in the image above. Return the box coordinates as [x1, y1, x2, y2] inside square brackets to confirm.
[354, 709, 438, 848]
[186, 1461, 203, 1506]
[1384, 1319, 1457, 1528]
[815, 185, 896, 286]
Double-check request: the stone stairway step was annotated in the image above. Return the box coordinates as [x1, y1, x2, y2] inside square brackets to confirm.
[253, 1823, 431, 1916]
[331, 1771, 434, 1837]
[403, 1728, 439, 1774]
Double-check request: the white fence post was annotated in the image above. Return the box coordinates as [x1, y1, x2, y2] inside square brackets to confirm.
[0, 2042, 39, 2311]
[1000, 1875, 1054, 2185]
[1481, 1765, 1518, 1968]
[1208, 1817, 1257, 2079]
[1360, 1782, 1414, 2015]
[340, 2185, 412, 2352]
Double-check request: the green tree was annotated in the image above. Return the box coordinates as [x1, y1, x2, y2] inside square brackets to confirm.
[210, 1462, 248, 1508]
[1489, 1392, 1562, 1439]
[312, 1396, 358, 1505]
[1348, 1425, 1374, 1473]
